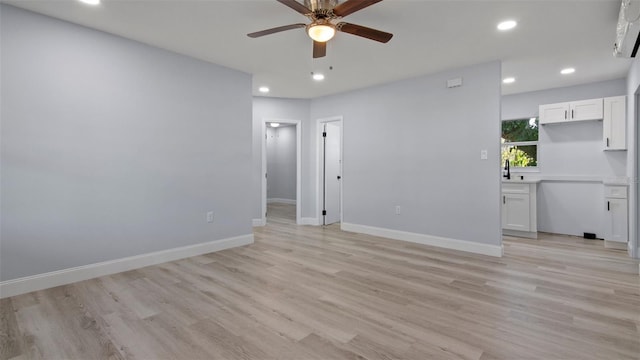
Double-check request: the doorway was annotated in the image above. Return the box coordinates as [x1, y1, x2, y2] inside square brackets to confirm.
[317, 117, 343, 225]
[262, 119, 301, 225]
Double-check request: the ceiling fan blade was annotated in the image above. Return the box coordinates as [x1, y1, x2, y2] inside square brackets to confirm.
[313, 41, 326, 58]
[332, 0, 383, 17]
[276, 0, 312, 15]
[247, 23, 306, 38]
[337, 22, 393, 43]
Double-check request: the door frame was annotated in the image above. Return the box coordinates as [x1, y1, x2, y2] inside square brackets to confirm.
[262, 118, 302, 225]
[316, 116, 343, 225]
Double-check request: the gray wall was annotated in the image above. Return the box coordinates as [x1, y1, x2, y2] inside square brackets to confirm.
[266, 126, 297, 201]
[309, 61, 502, 246]
[502, 79, 627, 237]
[626, 58, 640, 258]
[502, 79, 626, 120]
[252, 97, 310, 220]
[1, 6, 253, 281]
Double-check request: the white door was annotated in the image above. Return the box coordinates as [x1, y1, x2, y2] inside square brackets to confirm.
[502, 193, 530, 231]
[323, 122, 341, 225]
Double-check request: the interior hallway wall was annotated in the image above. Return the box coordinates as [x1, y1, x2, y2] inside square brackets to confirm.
[252, 97, 310, 221]
[266, 126, 297, 202]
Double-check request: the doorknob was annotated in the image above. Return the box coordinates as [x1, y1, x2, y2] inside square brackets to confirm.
[337, 176, 341, 180]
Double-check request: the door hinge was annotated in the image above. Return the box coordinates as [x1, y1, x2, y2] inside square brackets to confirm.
[322, 210, 327, 216]
[265, 173, 267, 178]
[322, 132, 327, 137]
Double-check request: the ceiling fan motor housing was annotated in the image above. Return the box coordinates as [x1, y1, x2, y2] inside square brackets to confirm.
[305, 0, 338, 13]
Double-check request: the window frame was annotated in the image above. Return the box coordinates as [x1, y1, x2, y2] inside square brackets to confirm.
[501, 118, 539, 171]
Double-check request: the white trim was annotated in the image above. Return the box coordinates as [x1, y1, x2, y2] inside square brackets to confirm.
[0, 234, 254, 299]
[252, 218, 266, 227]
[316, 116, 344, 225]
[262, 118, 302, 225]
[507, 174, 630, 184]
[300, 217, 321, 226]
[267, 198, 296, 205]
[604, 240, 628, 250]
[341, 222, 503, 257]
[503, 229, 538, 239]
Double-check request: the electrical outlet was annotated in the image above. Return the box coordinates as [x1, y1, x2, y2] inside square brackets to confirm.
[480, 149, 488, 160]
[206, 211, 214, 223]
[395, 206, 401, 215]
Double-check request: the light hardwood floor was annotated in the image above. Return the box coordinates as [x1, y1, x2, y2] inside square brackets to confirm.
[1, 204, 639, 360]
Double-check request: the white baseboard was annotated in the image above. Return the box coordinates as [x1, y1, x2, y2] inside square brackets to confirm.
[300, 217, 320, 226]
[0, 234, 254, 299]
[503, 229, 538, 239]
[267, 198, 296, 205]
[604, 240, 627, 250]
[252, 218, 266, 227]
[341, 223, 503, 257]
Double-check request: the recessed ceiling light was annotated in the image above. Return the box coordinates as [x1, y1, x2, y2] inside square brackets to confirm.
[312, 73, 325, 81]
[503, 77, 515, 84]
[497, 20, 517, 31]
[560, 68, 575, 75]
[78, 0, 100, 5]
[270, 123, 280, 128]
[258, 86, 270, 93]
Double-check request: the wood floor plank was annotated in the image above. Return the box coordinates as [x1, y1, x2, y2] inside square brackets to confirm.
[1, 203, 638, 360]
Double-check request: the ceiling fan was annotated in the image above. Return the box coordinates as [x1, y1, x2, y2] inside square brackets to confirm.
[247, 0, 393, 58]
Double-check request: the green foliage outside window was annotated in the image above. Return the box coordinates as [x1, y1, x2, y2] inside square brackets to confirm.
[501, 118, 538, 168]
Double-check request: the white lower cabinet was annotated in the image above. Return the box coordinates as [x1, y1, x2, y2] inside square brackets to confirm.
[502, 182, 538, 237]
[604, 186, 628, 243]
[502, 193, 530, 231]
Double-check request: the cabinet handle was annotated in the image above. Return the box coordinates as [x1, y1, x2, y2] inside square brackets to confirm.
[503, 196, 506, 204]
[571, 109, 574, 119]
[564, 110, 567, 119]
[606, 137, 609, 147]
[607, 201, 610, 211]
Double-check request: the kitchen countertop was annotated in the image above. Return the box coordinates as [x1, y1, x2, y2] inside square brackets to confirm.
[502, 178, 541, 184]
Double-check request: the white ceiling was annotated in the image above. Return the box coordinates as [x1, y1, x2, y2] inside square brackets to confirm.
[5, 0, 633, 99]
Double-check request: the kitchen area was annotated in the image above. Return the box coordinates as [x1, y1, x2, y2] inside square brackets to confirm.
[501, 78, 632, 255]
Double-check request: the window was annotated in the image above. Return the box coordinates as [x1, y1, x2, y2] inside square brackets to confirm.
[501, 118, 538, 168]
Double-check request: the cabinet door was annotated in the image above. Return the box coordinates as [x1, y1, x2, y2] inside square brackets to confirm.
[502, 193, 530, 231]
[569, 98, 603, 121]
[539, 102, 569, 124]
[603, 96, 626, 150]
[604, 198, 628, 243]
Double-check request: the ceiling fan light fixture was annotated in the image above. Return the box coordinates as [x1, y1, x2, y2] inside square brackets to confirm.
[307, 23, 336, 42]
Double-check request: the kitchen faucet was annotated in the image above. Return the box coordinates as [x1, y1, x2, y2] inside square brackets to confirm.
[503, 159, 511, 180]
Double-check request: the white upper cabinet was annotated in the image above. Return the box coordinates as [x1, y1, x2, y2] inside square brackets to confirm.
[539, 98, 603, 124]
[603, 96, 626, 151]
[570, 98, 604, 121]
[539, 102, 570, 124]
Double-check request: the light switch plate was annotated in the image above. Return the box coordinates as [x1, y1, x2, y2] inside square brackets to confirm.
[480, 149, 488, 160]
[447, 77, 463, 88]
